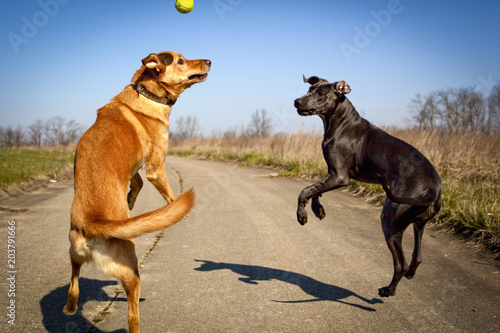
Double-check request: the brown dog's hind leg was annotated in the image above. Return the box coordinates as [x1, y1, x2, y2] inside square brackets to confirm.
[122, 273, 141, 333]
[63, 259, 82, 314]
[105, 239, 141, 333]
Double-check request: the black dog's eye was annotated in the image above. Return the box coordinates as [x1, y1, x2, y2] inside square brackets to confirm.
[317, 91, 324, 96]
[177, 59, 185, 65]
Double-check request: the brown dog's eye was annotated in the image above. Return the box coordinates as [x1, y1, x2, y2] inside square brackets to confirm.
[177, 59, 185, 65]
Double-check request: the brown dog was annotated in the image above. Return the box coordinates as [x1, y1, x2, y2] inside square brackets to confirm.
[63, 51, 211, 332]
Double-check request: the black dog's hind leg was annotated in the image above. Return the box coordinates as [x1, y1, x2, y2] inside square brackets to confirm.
[406, 198, 441, 279]
[405, 221, 425, 279]
[378, 200, 411, 297]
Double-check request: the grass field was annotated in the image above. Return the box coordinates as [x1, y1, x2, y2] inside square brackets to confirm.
[0, 148, 74, 188]
[169, 130, 500, 252]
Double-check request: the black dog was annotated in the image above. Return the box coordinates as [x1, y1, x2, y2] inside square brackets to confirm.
[294, 75, 442, 297]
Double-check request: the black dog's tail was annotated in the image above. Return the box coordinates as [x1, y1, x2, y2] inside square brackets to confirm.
[377, 173, 437, 206]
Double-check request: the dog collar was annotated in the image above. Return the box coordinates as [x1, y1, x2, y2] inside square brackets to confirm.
[134, 84, 177, 106]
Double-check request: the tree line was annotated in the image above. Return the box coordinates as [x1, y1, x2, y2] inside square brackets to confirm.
[2, 82, 499, 147]
[0, 116, 83, 147]
[409, 82, 500, 134]
[172, 109, 273, 140]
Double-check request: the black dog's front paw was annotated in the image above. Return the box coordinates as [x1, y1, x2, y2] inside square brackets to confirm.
[297, 207, 308, 225]
[311, 198, 326, 220]
[378, 286, 395, 297]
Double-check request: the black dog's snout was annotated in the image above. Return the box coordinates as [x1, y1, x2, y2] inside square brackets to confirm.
[294, 98, 301, 108]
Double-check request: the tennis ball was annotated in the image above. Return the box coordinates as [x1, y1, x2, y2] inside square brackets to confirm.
[175, 0, 194, 14]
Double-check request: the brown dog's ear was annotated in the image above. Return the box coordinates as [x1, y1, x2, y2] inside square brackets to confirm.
[303, 75, 328, 85]
[131, 53, 163, 83]
[142, 52, 174, 68]
[142, 53, 161, 70]
[157, 53, 174, 66]
[336, 80, 351, 95]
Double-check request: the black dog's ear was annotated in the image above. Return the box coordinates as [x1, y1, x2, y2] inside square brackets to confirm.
[303, 75, 328, 85]
[335, 80, 351, 95]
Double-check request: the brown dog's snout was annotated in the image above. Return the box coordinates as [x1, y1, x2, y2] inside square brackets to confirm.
[205, 59, 211, 67]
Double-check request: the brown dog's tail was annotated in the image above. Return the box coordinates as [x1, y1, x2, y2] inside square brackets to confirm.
[86, 188, 195, 239]
[377, 174, 437, 206]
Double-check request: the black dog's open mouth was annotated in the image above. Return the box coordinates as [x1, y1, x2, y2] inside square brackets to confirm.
[297, 109, 316, 116]
[189, 73, 208, 81]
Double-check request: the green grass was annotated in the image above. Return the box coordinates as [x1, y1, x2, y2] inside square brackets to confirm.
[0, 148, 74, 187]
[438, 176, 499, 247]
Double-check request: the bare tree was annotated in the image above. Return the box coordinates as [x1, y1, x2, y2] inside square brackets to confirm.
[0, 117, 82, 147]
[43, 116, 83, 145]
[64, 119, 82, 145]
[13, 125, 24, 147]
[49, 116, 67, 145]
[223, 127, 238, 139]
[409, 92, 439, 130]
[44, 119, 56, 146]
[487, 82, 500, 134]
[27, 119, 44, 146]
[410, 86, 494, 133]
[2, 126, 15, 147]
[438, 87, 488, 133]
[175, 115, 200, 140]
[247, 109, 273, 137]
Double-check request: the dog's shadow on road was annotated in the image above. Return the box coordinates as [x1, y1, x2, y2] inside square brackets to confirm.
[194, 259, 383, 312]
[40, 278, 130, 333]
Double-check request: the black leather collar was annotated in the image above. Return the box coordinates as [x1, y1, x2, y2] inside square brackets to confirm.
[134, 84, 176, 106]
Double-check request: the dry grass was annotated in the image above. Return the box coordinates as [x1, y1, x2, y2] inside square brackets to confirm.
[170, 130, 500, 251]
[390, 130, 500, 249]
[170, 132, 327, 178]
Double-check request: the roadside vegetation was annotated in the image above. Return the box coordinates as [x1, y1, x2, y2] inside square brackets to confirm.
[169, 130, 500, 251]
[0, 116, 80, 195]
[169, 84, 500, 252]
[0, 148, 75, 188]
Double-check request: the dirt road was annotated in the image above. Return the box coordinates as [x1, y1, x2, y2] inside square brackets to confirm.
[1, 156, 499, 332]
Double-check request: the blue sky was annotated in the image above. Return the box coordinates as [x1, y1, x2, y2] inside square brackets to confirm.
[1, 0, 499, 135]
